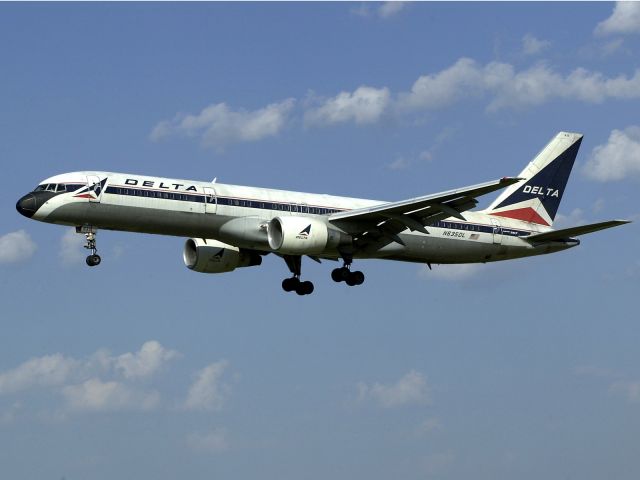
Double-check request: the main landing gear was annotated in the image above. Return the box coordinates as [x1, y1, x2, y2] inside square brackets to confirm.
[331, 258, 365, 286]
[281, 255, 314, 296]
[77, 226, 101, 267]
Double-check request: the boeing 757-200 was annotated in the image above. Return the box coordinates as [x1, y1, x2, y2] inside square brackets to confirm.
[16, 132, 629, 295]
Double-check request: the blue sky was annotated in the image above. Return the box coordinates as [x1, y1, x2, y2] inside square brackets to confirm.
[2, 2, 640, 479]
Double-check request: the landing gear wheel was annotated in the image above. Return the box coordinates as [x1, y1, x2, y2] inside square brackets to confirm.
[295, 281, 314, 296]
[331, 267, 350, 283]
[349, 270, 365, 286]
[282, 277, 300, 292]
[281, 255, 314, 295]
[86, 254, 101, 267]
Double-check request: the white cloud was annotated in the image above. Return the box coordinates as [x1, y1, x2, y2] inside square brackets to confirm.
[584, 126, 640, 181]
[574, 365, 621, 379]
[422, 451, 455, 476]
[378, 1, 406, 18]
[357, 370, 431, 408]
[395, 58, 640, 113]
[553, 208, 586, 229]
[0, 341, 180, 414]
[486, 64, 640, 111]
[0, 230, 36, 264]
[305, 86, 390, 126]
[150, 99, 295, 149]
[601, 38, 625, 56]
[114, 341, 179, 379]
[595, 1, 640, 36]
[62, 378, 160, 412]
[59, 228, 85, 265]
[0, 354, 78, 394]
[151, 59, 640, 140]
[397, 58, 487, 111]
[351, 2, 406, 19]
[350, 4, 371, 18]
[421, 263, 483, 282]
[186, 428, 229, 454]
[185, 361, 230, 411]
[418, 417, 443, 435]
[387, 127, 454, 170]
[592, 198, 606, 214]
[386, 150, 434, 171]
[418, 150, 434, 162]
[387, 156, 412, 171]
[609, 380, 640, 403]
[522, 34, 551, 55]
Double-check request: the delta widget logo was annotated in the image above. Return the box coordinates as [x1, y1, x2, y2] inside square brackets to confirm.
[296, 225, 311, 240]
[73, 178, 107, 200]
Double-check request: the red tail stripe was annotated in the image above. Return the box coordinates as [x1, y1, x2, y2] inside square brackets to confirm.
[490, 207, 550, 226]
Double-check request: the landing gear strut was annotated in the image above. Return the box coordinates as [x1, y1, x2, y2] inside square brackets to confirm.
[77, 226, 101, 267]
[331, 257, 365, 286]
[281, 255, 314, 295]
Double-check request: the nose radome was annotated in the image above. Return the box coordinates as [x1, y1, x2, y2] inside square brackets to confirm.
[16, 193, 36, 218]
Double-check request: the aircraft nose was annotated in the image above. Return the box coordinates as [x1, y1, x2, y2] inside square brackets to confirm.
[16, 193, 37, 218]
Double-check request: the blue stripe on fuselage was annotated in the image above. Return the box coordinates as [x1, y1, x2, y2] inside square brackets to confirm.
[103, 185, 535, 238]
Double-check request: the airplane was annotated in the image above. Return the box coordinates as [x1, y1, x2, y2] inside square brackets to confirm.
[16, 131, 629, 295]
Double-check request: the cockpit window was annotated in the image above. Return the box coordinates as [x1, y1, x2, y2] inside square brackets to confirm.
[34, 183, 76, 193]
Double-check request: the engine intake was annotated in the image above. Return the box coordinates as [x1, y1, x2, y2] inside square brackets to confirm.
[183, 238, 262, 274]
[267, 216, 349, 255]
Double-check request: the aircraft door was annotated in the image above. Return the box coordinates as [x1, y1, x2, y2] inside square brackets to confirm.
[204, 187, 216, 214]
[86, 175, 102, 203]
[490, 218, 502, 245]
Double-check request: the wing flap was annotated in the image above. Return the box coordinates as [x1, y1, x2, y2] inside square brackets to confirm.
[526, 220, 630, 242]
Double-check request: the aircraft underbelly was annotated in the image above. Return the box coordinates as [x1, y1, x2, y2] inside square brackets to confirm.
[46, 203, 229, 238]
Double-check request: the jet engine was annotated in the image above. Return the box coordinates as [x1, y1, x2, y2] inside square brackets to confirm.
[267, 216, 349, 255]
[183, 238, 262, 274]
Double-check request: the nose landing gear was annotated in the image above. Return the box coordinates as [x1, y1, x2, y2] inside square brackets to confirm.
[77, 226, 101, 267]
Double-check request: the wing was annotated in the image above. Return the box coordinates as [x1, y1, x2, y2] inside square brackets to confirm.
[328, 177, 522, 252]
[525, 220, 630, 242]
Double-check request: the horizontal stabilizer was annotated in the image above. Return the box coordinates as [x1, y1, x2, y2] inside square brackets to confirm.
[526, 220, 630, 242]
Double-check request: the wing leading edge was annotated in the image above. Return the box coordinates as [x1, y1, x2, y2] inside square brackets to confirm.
[328, 177, 522, 250]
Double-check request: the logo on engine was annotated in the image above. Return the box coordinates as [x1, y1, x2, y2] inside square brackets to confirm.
[296, 225, 311, 240]
[211, 248, 224, 261]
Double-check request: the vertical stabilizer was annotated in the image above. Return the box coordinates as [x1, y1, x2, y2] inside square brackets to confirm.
[485, 132, 583, 226]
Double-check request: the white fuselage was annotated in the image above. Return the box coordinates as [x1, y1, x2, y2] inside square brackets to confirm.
[22, 171, 576, 265]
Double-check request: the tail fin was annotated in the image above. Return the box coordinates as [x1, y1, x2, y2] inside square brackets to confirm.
[484, 131, 583, 227]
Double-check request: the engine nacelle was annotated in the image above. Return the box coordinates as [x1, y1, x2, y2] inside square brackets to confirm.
[267, 216, 349, 255]
[183, 238, 262, 274]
